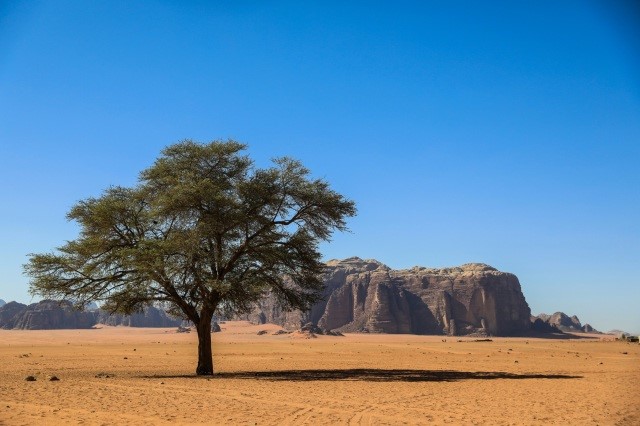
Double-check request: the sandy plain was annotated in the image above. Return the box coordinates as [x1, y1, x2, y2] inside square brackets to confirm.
[0, 321, 638, 425]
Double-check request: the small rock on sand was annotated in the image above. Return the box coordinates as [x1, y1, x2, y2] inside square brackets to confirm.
[24, 376, 36, 381]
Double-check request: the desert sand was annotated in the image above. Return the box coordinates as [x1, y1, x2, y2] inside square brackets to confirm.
[0, 321, 638, 425]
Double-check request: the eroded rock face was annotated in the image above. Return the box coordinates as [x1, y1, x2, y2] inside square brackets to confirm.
[96, 306, 182, 327]
[244, 257, 532, 336]
[4, 300, 96, 330]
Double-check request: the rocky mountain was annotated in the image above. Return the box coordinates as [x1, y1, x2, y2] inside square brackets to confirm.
[533, 312, 599, 333]
[0, 299, 6, 307]
[1, 300, 96, 330]
[96, 306, 182, 327]
[240, 257, 532, 336]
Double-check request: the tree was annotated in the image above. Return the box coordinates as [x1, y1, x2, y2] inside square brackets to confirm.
[24, 140, 356, 375]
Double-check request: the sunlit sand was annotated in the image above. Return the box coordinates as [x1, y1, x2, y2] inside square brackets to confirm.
[1, 321, 638, 425]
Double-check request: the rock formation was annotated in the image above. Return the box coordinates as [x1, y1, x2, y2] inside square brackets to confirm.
[240, 257, 532, 336]
[96, 306, 182, 327]
[0, 301, 28, 329]
[0, 300, 182, 329]
[530, 316, 560, 333]
[85, 301, 100, 311]
[534, 312, 599, 333]
[2, 300, 96, 330]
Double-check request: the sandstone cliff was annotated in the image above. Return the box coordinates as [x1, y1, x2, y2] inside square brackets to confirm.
[242, 257, 532, 336]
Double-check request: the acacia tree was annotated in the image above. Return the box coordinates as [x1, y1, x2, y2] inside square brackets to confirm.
[24, 140, 356, 375]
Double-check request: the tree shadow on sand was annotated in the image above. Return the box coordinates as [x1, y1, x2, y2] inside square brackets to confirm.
[141, 369, 582, 382]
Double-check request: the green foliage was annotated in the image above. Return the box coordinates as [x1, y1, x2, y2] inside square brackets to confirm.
[25, 140, 356, 323]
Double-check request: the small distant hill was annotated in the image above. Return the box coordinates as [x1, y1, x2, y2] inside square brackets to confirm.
[607, 329, 637, 338]
[533, 312, 599, 333]
[0, 299, 6, 307]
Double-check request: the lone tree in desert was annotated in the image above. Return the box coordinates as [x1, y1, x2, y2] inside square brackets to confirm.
[24, 140, 356, 375]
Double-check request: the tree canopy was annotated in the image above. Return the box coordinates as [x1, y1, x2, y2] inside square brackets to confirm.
[25, 140, 356, 374]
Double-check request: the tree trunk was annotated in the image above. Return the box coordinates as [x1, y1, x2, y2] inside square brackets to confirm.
[195, 314, 214, 375]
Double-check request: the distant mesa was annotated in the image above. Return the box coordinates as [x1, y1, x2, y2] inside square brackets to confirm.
[0, 300, 182, 330]
[238, 257, 533, 337]
[532, 312, 600, 334]
[96, 306, 181, 327]
[0, 300, 95, 330]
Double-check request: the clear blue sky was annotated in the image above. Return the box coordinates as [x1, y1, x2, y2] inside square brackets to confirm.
[1, 1, 638, 332]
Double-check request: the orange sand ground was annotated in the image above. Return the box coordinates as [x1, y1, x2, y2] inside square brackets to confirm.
[1, 321, 638, 425]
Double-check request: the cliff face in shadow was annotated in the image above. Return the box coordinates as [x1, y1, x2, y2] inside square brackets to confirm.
[241, 257, 532, 336]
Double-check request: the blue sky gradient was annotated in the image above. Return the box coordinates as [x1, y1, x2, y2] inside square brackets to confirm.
[1, 1, 638, 332]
